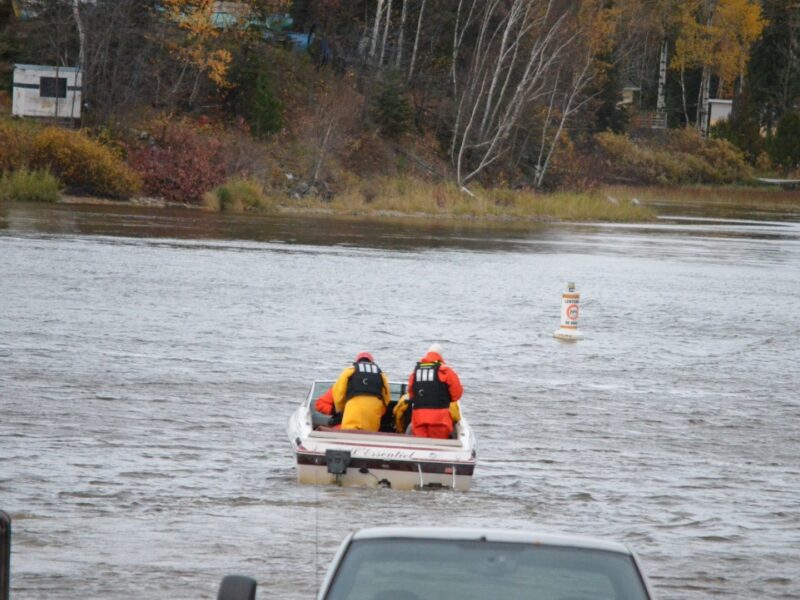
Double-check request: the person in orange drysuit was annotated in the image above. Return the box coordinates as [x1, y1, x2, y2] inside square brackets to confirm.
[331, 352, 391, 431]
[405, 343, 463, 439]
[314, 387, 342, 428]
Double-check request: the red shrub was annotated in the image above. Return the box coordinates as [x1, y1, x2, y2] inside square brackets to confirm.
[128, 122, 228, 204]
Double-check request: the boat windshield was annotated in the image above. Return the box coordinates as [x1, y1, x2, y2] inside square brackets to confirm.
[324, 538, 650, 600]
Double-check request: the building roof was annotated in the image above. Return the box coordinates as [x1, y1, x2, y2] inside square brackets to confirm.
[14, 64, 80, 73]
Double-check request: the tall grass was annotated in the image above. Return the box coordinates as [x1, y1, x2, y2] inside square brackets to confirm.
[203, 178, 274, 212]
[288, 177, 656, 223]
[0, 168, 61, 203]
[603, 184, 800, 213]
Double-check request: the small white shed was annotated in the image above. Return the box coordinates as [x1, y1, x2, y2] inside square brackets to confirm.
[12, 64, 82, 119]
[708, 99, 733, 126]
[618, 85, 640, 107]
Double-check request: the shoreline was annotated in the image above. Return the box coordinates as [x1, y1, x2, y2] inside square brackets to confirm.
[53, 195, 562, 228]
[56, 193, 634, 225]
[51, 183, 800, 226]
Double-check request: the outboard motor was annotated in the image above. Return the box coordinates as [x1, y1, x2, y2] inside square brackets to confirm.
[217, 575, 257, 600]
[0, 511, 10, 600]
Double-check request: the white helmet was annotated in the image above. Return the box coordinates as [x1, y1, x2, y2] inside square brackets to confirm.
[427, 343, 443, 357]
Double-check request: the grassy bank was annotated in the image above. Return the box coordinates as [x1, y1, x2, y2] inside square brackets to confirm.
[603, 184, 800, 214]
[174, 174, 658, 222]
[271, 177, 656, 222]
[44, 180, 799, 225]
[0, 168, 60, 203]
[8, 112, 797, 224]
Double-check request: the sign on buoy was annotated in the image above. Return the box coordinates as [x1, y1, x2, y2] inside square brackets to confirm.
[554, 282, 584, 341]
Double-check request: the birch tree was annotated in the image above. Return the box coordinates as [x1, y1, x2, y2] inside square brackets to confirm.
[308, 79, 361, 188]
[379, 0, 393, 66]
[407, 0, 426, 81]
[450, 0, 548, 183]
[531, 0, 619, 186]
[670, 0, 708, 125]
[395, 0, 408, 67]
[72, 0, 85, 69]
[695, 0, 716, 135]
[656, 39, 668, 116]
[449, 0, 607, 188]
[369, 0, 386, 60]
[450, 0, 479, 98]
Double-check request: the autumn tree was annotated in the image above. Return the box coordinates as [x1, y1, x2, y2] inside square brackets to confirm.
[159, 0, 237, 106]
[712, 0, 764, 97]
[670, 0, 763, 134]
[669, 0, 709, 124]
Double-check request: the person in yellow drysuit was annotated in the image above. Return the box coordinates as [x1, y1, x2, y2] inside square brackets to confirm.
[331, 352, 391, 431]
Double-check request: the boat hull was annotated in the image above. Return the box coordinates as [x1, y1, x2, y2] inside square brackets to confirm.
[287, 386, 477, 491]
[294, 448, 475, 491]
[296, 461, 474, 491]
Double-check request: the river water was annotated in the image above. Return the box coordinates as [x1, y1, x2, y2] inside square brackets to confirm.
[1, 201, 799, 600]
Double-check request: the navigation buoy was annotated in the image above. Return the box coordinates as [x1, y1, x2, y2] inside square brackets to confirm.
[553, 282, 584, 341]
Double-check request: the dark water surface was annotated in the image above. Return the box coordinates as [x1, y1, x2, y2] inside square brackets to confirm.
[1, 202, 799, 599]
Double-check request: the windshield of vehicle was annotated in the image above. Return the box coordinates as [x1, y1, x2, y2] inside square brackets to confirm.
[324, 538, 649, 600]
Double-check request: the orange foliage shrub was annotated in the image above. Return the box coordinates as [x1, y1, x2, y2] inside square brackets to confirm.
[0, 120, 36, 172]
[593, 130, 751, 185]
[31, 127, 141, 198]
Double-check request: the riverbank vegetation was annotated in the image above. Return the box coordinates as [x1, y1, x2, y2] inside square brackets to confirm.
[604, 184, 800, 215]
[593, 130, 752, 185]
[199, 175, 656, 222]
[0, 118, 140, 198]
[0, 167, 60, 203]
[203, 177, 274, 212]
[0, 0, 798, 220]
[284, 177, 657, 222]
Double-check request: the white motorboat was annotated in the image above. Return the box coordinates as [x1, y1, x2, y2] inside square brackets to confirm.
[287, 380, 477, 491]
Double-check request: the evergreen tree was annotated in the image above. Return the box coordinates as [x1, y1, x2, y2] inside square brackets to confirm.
[748, 0, 800, 131]
[372, 75, 411, 138]
[769, 111, 800, 173]
[710, 86, 764, 164]
[228, 48, 284, 138]
[592, 56, 630, 134]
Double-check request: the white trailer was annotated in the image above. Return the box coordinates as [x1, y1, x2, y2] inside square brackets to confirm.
[12, 64, 82, 120]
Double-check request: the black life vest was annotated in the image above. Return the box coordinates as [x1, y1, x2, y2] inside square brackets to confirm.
[345, 361, 385, 400]
[411, 362, 451, 410]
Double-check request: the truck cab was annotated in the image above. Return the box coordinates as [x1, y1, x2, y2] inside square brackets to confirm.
[218, 526, 655, 600]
